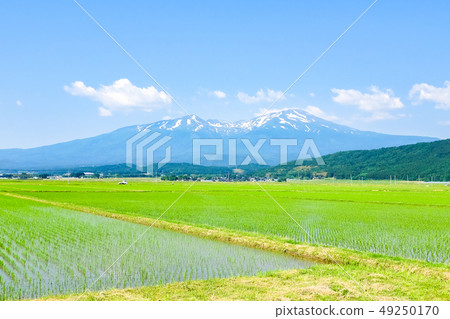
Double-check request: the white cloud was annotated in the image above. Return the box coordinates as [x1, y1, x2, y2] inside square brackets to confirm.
[309, 92, 315, 97]
[162, 115, 173, 120]
[16, 100, 22, 107]
[213, 90, 226, 99]
[409, 81, 450, 110]
[197, 89, 227, 99]
[438, 120, 450, 126]
[98, 107, 112, 117]
[64, 79, 172, 115]
[303, 105, 338, 121]
[237, 88, 285, 104]
[332, 86, 403, 120]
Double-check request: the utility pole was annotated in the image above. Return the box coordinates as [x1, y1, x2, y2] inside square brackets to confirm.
[350, 173, 352, 185]
[390, 175, 392, 185]
[67, 169, 70, 185]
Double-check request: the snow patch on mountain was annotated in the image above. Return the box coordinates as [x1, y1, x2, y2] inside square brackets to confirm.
[141, 109, 359, 136]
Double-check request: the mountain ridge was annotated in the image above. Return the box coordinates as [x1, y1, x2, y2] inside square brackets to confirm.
[0, 109, 438, 170]
[255, 138, 450, 181]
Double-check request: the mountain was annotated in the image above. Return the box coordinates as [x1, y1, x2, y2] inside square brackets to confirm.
[256, 139, 450, 181]
[0, 109, 438, 170]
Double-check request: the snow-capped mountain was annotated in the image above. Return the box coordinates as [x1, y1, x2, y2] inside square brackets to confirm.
[0, 110, 438, 169]
[138, 110, 364, 136]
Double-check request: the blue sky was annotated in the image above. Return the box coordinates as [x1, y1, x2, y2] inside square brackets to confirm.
[1, 0, 449, 148]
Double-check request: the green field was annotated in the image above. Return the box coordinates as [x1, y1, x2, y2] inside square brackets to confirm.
[0, 195, 311, 300]
[0, 179, 449, 300]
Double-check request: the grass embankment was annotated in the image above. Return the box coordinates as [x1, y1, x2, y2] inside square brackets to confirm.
[3, 192, 447, 301]
[1, 194, 308, 300]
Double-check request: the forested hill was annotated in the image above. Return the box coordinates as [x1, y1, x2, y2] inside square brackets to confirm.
[255, 139, 450, 181]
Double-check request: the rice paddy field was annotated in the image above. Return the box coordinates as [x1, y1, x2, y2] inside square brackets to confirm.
[0, 179, 449, 300]
[0, 195, 312, 300]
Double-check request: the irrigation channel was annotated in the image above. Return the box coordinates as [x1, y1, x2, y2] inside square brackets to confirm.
[0, 199, 314, 300]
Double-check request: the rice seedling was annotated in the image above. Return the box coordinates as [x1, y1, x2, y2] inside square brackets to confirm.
[1, 179, 446, 264]
[0, 195, 312, 300]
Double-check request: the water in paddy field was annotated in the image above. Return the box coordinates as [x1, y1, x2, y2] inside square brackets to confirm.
[0, 203, 314, 300]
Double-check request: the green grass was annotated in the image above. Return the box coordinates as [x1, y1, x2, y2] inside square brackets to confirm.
[1, 179, 448, 263]
[0, 179, 448, 300]
[42, 265, 449, 301]
[0, 195, 312, 300]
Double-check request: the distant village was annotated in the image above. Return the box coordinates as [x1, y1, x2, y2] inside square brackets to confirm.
[0, 171, 289, 182]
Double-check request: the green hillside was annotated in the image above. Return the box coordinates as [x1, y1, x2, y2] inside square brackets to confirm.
[11, 140, 448, 181]
[256, 139, 450, 181]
